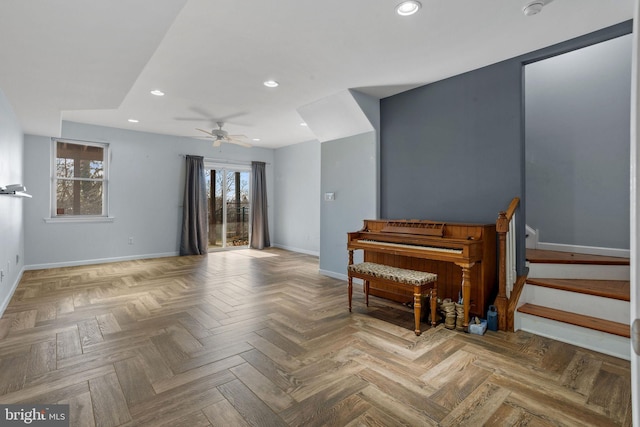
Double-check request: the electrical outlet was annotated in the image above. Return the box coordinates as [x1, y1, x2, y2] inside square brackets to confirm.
[16, 254, 19, 265]
[128, 237, 134, 245]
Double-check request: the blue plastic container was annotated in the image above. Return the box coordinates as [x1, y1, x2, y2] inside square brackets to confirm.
[487, 305, 498, 331]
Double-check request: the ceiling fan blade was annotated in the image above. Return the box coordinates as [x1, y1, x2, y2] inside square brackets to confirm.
[226, 138, 252, 148]
[196, 128, 215, 137]
[175, 117, 212, 122]
[227, 134, 248, 139]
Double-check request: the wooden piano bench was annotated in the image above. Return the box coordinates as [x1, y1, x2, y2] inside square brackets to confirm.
[347, 262, 437, 336]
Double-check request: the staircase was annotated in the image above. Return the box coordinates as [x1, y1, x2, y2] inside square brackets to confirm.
[514, 249, 631, 360]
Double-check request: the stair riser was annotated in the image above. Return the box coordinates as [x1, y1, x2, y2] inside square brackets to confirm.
[527, 263, 629, 280]
[515, 313, 630, 360]
[519, 284, 630, 324]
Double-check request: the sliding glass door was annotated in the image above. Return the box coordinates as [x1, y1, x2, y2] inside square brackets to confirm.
[205, 167, 250, 249]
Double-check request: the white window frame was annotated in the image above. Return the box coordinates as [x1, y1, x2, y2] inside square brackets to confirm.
[47, 138, 113, 223]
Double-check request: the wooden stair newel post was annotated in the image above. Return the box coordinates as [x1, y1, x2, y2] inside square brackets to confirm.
[495, 211, 509, 331]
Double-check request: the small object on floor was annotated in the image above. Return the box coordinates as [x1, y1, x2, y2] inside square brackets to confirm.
[442, 300, 456, 330]
[454, 302, 464, 331]
[487, 305, 498, 331]
[474, 316, 481, 324]
[469, 318, 487, 335]
[403, 301, 413, 308]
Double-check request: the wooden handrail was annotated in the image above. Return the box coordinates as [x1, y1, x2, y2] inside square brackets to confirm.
[504, 197, 520, 222]
[495, 197, 520, 331]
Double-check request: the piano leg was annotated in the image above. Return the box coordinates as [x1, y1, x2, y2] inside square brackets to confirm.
[430, 286, 437, 327]
[456, 262, 476, 331]
[365, 280, 369, 306]
[348, 276, 353, 312]
[348, 250, 354, 312]
[413, 287, 422, 336]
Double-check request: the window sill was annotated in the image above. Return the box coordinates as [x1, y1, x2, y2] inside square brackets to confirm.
[44, 216, 115, 224]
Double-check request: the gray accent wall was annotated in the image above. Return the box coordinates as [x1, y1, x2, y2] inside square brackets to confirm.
[0, 89, 25, 313]
[380, 60, 523, 225]
[525, 34, 631, 249]
[24, 121, 274, 268]
[380, 21, 631, 273]
[273, 140, 321, 255]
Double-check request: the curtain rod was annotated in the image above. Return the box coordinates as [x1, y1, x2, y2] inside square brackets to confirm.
[179, 154, 270, 166]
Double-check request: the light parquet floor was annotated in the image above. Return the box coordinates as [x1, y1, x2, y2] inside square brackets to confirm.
[0, 248, 632, 426]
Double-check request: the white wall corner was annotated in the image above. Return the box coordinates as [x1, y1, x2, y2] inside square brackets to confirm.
[525, 224, 538, 249]
[297, 90, 374, 142]
[0, 266, 25, 318]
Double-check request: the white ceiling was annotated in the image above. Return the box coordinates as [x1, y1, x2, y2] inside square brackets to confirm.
[0, 0, 633, 149]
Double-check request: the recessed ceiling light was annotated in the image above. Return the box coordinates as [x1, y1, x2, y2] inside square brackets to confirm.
[263, 80, 279, 88]
[396, 1, 421, 16]
[252, 138, 261, 142]
[128, 119, 139, 123]
[150, 89, 165, 96]
[522, 1, 544, 16]
[300, 122, 308, 127]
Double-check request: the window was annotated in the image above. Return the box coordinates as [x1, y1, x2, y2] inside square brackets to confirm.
[52, 139, 109, 218]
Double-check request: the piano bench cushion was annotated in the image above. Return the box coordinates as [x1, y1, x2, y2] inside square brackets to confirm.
[348, 262, 437, 286]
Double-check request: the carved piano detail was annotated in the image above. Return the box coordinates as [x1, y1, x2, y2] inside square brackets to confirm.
[347, 219, 497, 330]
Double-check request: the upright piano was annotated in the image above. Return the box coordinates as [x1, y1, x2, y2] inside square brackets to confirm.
[347, 219, 496, 329]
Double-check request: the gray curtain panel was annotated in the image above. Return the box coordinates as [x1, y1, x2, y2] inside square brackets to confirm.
[250, 161, 270, 249]
[180, 155, 208, 255]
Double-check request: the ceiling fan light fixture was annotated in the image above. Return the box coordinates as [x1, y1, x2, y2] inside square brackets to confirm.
[127, 118, 139, 123]
[396, 1, 421, 16]
[263, 80, 279, 88]
[150, 89, 165, 96]
[523, 1, 544, 16]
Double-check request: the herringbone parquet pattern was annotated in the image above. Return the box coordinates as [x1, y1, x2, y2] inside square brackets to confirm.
[0, 249, 631, 426]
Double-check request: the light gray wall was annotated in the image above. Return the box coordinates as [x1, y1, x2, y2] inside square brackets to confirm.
[320, 132, 377, 277]
[0, 89, 25, 312]
[350, 90, 381, 218]
[273, 140, 321, 255]
[525, 34, 631, 249]
[24, 121, 274, 268]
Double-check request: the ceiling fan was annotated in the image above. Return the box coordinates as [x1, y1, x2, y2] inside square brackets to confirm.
[196, 122, 251, 148]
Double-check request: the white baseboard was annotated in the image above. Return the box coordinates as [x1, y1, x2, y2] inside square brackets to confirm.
[319, 269, 348, 281]
[271, 243, 319, 257]
[535, 241, 629, 258]
[0, 266, 25, 318]
[25, 252, 179, 271]
[524, 224, 628, 258]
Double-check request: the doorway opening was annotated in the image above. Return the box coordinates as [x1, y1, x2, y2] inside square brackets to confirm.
[205, 166, 250, 249]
